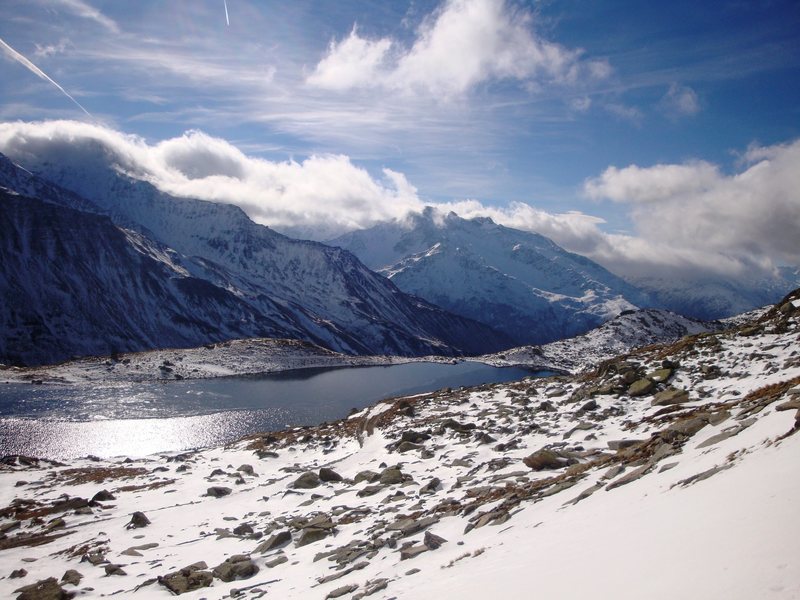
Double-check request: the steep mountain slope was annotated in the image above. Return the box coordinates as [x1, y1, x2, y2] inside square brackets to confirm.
[0, 152, 510, 363]
[330, 208, 651, 345]
[0, 189, 295, 365]
[631, 271, 800, 320]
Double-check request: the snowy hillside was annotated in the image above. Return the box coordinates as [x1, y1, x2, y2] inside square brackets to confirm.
[1, 290, 798, 599]
[483, 308, 721, 373]
[0, 152, 510, 364]
[330, 208, 650, 345]
[632, 272, 800, 320]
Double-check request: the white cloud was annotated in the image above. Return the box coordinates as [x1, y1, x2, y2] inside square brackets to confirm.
[580, 140, 800, 277]
[306, 26, 392, 91]
[584, 162, 720, 203]
[570, 96, 592, 112]
[603, 103, 643, 124]
[307, 0, 610, 98]
[0, 120, 424, 239]
[660, 82, 700, 118]
[0, 120, 796, 283]
[51, 0, 120, 34]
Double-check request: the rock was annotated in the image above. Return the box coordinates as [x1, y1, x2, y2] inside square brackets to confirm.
[296, 527, 330, 547]
[104, 564, 126, 576]
[652, 387, 690, 406]
[400, 544, 428, 560]
[60, 571, 82, 586]
[545, 386, 566, 398]
[396, 441, 423, 453]
[401, 430, 430, 443]
[265, 554, 288, 568]
[776, 398, 800, 412]
[378, 467, 404, 485]
[523, 449, 577, 471]
[440, 419, 476, 433]
[628, 378, 655, 397]
[605, 462, 654, 491]
[319, 467, 344, 482]
[10, 568, 27, 579]
[212, 555, 259, 582]
[353, 470, 379, 484]
[255, 530, 292, 553]
[233, 523, 254, 536]
[666, 416, 707, 437]
[419, 477, 441, 494]
[292, 471, 321, 489]
[90, 490, 115, 503]
[647, 368, 673, 383]
[327, 584, 359, 599]
[126, 511, 150, 529]
[205, 486, 232, 498]
[237, 464, 255, 476]
[357, 484, 385, 497]
[159, 562, 213, 595]
[579, 399, 598, 412]
[423, 531, 447, 550]
[14, 577, 72, 600]
[607, 439, 645, 450]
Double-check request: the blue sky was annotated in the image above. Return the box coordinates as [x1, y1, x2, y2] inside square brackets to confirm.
[1, 0, 799, 279]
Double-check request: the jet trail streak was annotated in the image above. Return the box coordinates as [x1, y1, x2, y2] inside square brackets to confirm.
[0, 36, 92, 118]
[224, 0, 230, 26]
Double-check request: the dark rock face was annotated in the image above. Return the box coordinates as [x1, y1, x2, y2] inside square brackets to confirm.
[212, 555, 259, 582]
[255, 530, 292, 553]
[158, 562, 213, 595]
[14, 577, 73, 600]
[319, 467, 343, 482]
[126, 511, 150, 529]
[292, 472, 321, 489]
[205, 486, 232, 498]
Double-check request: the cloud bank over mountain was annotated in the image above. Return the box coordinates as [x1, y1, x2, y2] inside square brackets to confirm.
[0, 120, 797, 282]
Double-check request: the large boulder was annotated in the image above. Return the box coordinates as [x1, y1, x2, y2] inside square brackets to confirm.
[523, 449, 577, 471]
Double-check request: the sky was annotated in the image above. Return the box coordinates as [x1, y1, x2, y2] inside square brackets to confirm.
[0, 0, 799, 281]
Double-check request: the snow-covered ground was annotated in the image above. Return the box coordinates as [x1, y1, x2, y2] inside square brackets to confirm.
[1, 291, 799, 599]
[0, 338, 416, 385]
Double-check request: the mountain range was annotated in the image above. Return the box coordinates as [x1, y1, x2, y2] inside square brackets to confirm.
[0, 151, 508, 365]
[329, 208, 651, 345]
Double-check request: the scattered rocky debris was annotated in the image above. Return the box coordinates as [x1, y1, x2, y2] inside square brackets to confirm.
[1, 289, 799, 599]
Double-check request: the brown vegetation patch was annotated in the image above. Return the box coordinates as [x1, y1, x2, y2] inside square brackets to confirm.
[54, 466, 148, 486]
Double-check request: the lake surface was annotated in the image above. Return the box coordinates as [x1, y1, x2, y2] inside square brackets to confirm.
[0, 361, 542, 459]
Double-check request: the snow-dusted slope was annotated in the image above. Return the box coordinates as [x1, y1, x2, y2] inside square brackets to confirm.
[1, 290, 799, 599]
[0, 189, 296, 365]
[632, 271, 800, 320]
[0, 151, 510, 363]
[330, 208, 650, 345]
[483, 308, 721, 373]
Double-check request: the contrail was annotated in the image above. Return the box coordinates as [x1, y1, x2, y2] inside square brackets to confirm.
[224, 0, 230, 26]
[0, 36, 93, 118]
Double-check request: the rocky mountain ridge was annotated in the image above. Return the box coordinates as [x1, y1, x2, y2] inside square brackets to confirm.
[1, 289, 798, 599]
[0, 152, 510, 365]
[329, 208, 650, 345]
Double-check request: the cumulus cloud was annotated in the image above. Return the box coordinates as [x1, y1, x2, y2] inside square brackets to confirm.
[659, 82, 700, 118]
[0, 120, 424, 239]
[581, 140, 800, 277]
[307, 0, 610, 98]
[306, 26, 392, 91]
[0, 120, 797, 283]
[584, 162, 720, 203]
